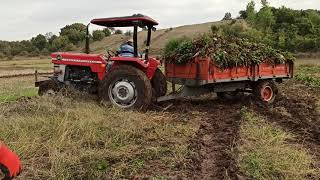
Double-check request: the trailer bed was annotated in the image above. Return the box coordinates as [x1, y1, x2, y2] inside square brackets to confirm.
[165, 57, 294, 86]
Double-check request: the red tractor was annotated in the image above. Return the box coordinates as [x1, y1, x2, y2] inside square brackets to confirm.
[36, 14, 167, 110]
[36, 14, 294, 109]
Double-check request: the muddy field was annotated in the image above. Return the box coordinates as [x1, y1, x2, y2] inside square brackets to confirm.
[156, 79, 320, 179]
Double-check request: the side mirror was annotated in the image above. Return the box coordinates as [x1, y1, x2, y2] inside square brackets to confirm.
[152, 27, 157, 32]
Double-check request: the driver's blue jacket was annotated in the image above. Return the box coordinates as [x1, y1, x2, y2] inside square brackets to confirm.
[118, 43, 134, 57]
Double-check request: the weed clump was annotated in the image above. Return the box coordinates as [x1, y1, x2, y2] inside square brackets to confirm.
[163, 33, 295, 68]
[237, 108, 319, 179]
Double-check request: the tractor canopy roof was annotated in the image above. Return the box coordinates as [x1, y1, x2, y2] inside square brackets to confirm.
[91, 14, 158, 27]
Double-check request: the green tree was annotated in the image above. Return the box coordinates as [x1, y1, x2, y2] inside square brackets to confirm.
[31, 34, 48, 51]
[255, 0, 275, 31]
[51, 36, 72, 51]
[222, 12, 232, 20]
[307, 10, 320, 25]
[92, 30, 105, 41]
[296, 17, 314, 36]
[239, 10, 247, 19]
[103, 28, 112, 37]
[60, 23, 87, 45]
[246, 1, 256, 24]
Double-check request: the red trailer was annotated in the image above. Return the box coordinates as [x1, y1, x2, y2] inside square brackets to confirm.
[158, 57, 294, 104]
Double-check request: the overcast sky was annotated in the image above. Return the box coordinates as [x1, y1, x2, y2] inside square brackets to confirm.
[1, 0, 319, 41]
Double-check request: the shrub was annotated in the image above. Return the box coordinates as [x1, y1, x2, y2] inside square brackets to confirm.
[124, 30, 132, 37]
[114, 29, 123, 35]
[0, 52, 5, 59]
[92, 30, 105, 41]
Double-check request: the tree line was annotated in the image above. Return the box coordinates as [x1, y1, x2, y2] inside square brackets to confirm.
[220, 0, 320, 53]
[0, 24, 125, 59]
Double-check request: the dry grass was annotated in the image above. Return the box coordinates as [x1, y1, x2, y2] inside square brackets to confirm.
[0, 58, 52, 77]
[294, 58, 320, 67]
[237, 108, 319, 180]
[0, 76, 39, 103]
[0, 94, 199, 179]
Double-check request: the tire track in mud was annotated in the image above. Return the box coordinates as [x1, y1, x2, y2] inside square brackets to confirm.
[168, 99, 242, 179]
[166, 80, 320, 179]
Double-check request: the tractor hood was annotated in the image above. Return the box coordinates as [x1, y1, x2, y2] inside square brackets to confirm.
[51, 52, 106, 63]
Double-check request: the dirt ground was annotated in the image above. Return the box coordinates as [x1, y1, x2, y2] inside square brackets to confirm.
[155, 79, 320, 179]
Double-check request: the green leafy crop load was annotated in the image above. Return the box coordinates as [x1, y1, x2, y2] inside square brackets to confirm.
[163, 33, 295, 69]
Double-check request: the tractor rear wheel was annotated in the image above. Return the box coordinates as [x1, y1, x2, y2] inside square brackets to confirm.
[38, 79, 59, 96]
[253, 80, 278, 105]
[151, 68, 167, 98]
[99, 65, 152, 110]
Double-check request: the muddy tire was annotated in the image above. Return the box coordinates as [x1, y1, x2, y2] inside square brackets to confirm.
[38, 79, 59, 96]
[99, 65, 152, 110]
[0, 164, 10, 180]
[253, 80, 278, 105]
[151, 68, 167, 98]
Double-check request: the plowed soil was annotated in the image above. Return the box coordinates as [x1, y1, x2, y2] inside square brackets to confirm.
[166, 98, 242, 179]
[159, 79, 320, 179]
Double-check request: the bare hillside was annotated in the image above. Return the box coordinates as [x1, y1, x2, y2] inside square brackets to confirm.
[88, 21, 229, 56]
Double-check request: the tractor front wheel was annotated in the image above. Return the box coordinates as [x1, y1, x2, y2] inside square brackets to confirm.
[253, 80, 278, 105]
[99, 65, 152, 110]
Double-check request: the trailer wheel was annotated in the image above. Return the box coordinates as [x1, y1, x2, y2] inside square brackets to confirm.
[253, 80, 278, 105]
[99, 65, 152, 110]
[151, 68, 167, 98]
[38, 80, 59, 96]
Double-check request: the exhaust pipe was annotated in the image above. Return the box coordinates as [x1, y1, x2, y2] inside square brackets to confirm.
[85, 23, 90, 54]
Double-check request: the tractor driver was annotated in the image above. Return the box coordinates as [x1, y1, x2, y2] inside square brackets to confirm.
[117, 39, 134, 57]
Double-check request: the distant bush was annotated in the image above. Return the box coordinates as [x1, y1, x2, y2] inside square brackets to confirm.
[0, 52, 5, 59]
[103, 28, 112, 37]
[92, 30, 105, 41]
[19, 51, 29, 57]
[41, 48, 50, 56]
[125, 30, 132, 37]
[114, 29, 123, 35]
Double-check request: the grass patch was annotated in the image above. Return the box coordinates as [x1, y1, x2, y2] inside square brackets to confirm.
[295, 65, 320, 87]
[0, 58, 52, 77]
[0, 95, 199, 179]
[0, 77, 38, 103]
[237, 107, 319, 180]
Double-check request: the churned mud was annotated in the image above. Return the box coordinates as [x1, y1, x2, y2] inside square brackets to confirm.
[158, 79, 320, 179]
